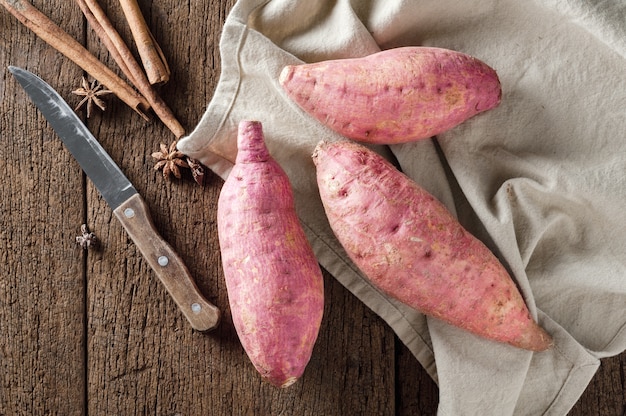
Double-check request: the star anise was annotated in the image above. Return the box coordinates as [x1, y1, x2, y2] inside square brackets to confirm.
[152, 141, 189, 179]
[72, 77, 112, 118]
[76, 224, 98, 250]
[186, 157, 206, 186]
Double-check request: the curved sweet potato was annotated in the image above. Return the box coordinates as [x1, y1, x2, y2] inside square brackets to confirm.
[280, 47, 501, 144]
[217, 121, 325, 387]
[312, 140, 552, 351]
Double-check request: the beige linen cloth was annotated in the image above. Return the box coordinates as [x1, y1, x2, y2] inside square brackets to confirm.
[178, 0, 626, 414]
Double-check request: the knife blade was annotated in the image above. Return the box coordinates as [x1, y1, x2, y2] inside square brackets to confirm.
[9, 66, 220, 331]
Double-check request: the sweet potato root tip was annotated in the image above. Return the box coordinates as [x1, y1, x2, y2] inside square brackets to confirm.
[280, 376, 298, 389]
[282, 47, 502, 144]
[218, 120, 325, 387]
[236, 120, 271, 163]
[312, 140, 552, 351]
[278, 65, 294, 86]
[521, 323, 554, 352]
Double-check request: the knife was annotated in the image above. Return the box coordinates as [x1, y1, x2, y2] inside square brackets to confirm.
[9, 66, 220, 332]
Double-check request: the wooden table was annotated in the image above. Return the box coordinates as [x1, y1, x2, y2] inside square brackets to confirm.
[0, 1, 623, 415]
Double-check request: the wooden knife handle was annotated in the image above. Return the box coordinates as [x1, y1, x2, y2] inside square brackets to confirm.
[113, 193, 220, 331]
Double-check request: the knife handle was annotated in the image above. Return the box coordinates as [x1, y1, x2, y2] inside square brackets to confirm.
[113, 193, 221, 331]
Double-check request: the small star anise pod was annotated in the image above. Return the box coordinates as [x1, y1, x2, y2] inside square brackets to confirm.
[186, 157, 206, 186]
[152, 141, 189, 179]
[72, 77, 112, 118]
[76, 224, 98, 250]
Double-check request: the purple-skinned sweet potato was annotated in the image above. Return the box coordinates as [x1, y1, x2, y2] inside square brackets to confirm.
[280, 46, 501, 144]
[217, 121, 325, 387]
[312, 140, 552, 351]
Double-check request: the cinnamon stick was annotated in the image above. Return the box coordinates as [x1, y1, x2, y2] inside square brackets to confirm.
[76, 0, 184, 137]
[0, 0, 151, 120]
[76, 0, 140, 87]
[118, 0, 170, 85]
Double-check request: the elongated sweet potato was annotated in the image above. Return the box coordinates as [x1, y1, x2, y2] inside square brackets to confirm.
[312, 140, 552, 351]
[280, 47, 501, 144]
[217, 121, 325, 387]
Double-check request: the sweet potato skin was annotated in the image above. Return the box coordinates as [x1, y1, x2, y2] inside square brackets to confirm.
[217, 121, 325, 387]
[312, 140, 552, 351]
[280, 47, 501, 144]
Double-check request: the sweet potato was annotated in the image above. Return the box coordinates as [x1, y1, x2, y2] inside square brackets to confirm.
[312, 140, 552, 351]
[279, 46, 501, 144]
[217, 121, 325, 387]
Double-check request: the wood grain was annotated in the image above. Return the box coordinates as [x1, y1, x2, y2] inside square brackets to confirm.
[0, 1, 624, 415]
[0, 4, 87, 415]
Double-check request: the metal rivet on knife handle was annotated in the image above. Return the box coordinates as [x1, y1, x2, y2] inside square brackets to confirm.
[113, 194, 221, 332]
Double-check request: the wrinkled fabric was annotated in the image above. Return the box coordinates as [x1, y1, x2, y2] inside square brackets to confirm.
[178, 1, 626, 414]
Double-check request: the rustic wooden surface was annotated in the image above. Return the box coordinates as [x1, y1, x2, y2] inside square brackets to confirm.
[0, 1, 624, 415]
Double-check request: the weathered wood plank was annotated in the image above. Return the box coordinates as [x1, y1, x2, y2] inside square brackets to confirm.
[0, 2, 87, 415]
[570, 354, 626, 416]
[396, 341, 439, 416]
